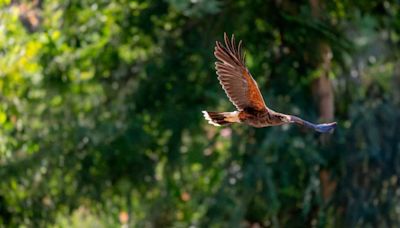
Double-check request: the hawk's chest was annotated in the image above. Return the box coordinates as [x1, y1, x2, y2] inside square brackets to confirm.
[239, 109, 284, 128]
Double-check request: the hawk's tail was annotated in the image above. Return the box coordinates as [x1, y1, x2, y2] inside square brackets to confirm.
[202, 111, 240, 126]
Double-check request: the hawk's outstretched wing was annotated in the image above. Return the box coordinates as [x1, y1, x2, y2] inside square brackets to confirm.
[214, 33, 267, 111]
[290, 115, 337, 133]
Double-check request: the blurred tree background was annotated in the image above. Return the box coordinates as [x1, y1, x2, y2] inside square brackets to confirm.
[0, 0, 400, 227]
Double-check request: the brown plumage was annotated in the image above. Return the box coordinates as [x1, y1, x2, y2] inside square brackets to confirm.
[202, 33, 337, 133]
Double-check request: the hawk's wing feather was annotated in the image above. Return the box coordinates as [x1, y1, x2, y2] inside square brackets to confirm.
[214, 33, 267, 111]
[290, 115, 337, 133]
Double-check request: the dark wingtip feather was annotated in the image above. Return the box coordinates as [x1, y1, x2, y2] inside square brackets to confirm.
[215, 33, 245, 67]
[314, 122, 337, 133]
[224, 33, 232, 53]
[231, 34, 236, 54]
[238, 40, 243, 61]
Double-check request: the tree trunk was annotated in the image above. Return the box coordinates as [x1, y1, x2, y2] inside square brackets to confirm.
[309, 0, 336, 204]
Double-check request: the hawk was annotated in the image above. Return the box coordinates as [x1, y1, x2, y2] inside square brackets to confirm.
[202, 33, 337, 133]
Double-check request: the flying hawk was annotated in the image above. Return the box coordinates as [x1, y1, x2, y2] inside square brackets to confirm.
[202, 33, 337, 133]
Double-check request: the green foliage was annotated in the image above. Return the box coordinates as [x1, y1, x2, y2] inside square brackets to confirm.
[0, 0, 399, 227]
